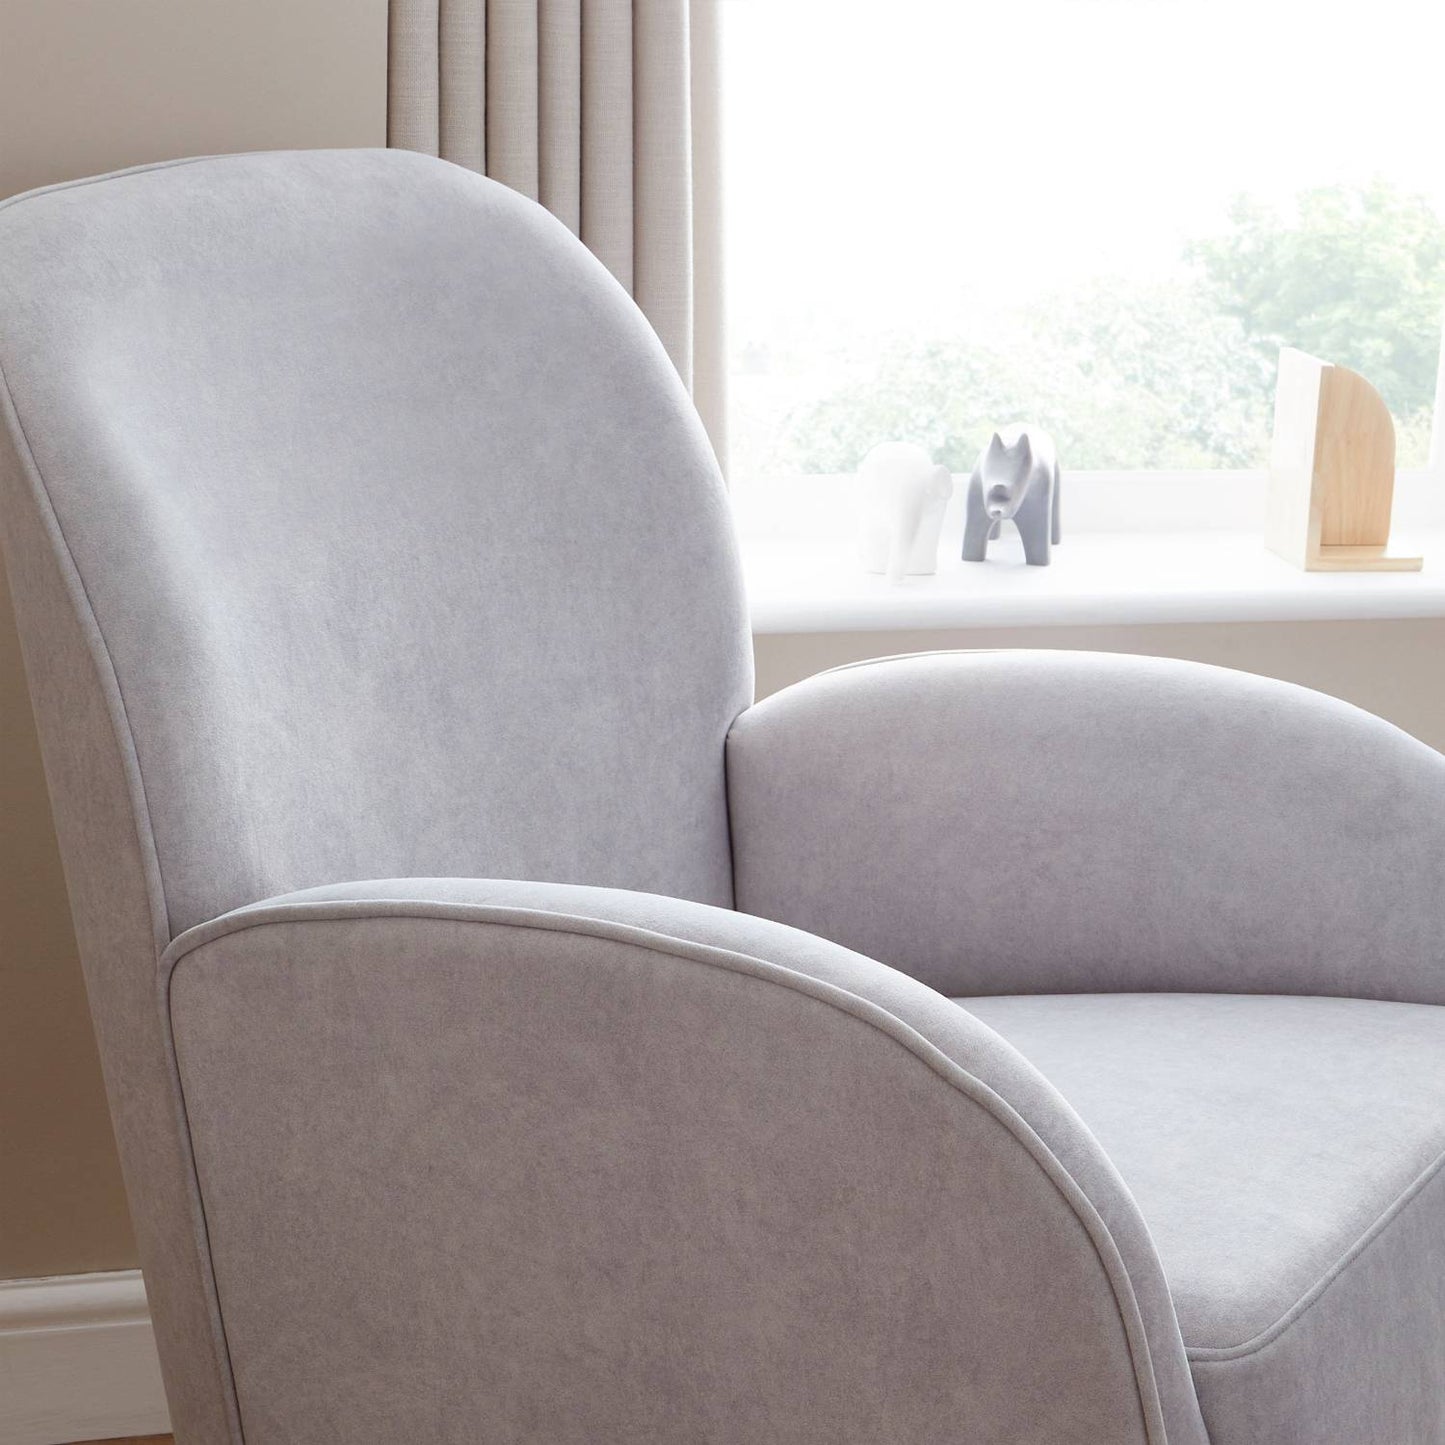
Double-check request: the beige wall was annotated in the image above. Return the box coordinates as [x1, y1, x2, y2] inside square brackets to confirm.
[0, 582, 134, 1276]
[0, 0, 387, 199]
[0, 0, 387, 1278]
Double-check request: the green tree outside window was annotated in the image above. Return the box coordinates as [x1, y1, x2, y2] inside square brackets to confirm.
[748, 182, 1445, 476]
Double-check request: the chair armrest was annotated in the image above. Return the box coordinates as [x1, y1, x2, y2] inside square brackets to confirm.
[162, 876, 1204, 1445]
[726, 650, 1445, 1002]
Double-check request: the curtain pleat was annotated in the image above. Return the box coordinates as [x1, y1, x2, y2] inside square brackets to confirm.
[439, 0, 486, 172]
[580, 0, 634, 292]
[687, 0, 725, 471]
[387, 0, 441, 155]
[538, 0, 582, 234]
[486, 0, 540, 199]
[386, 0, 725, 467]
[633, 0, 692, 388]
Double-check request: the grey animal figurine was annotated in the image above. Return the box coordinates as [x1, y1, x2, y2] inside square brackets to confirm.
[962, 426, 1061, 566]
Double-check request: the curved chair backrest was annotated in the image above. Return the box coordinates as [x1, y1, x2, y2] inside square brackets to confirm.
[0, 150, 750, 1439]
[0, 149, 750, 940]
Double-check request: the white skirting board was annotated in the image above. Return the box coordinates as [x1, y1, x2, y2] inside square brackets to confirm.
[0, 1271, 171, 1445]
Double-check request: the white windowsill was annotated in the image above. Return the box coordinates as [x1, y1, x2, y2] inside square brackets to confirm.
[742, 530, 1445, 635]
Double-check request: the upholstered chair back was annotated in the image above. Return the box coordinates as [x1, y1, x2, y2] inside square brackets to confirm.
[0, 150, 751, 941]
[0, 153, 751, 1435]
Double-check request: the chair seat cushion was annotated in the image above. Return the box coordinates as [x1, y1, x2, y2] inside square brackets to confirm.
[960, 993, 1445, 1445]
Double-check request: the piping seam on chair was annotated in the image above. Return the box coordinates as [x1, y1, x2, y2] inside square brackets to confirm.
[0, 152, 289, 219]
[722, 700, 754, 911]
[817, 648, 1004, 678]
[162, 897, 1185, 1445]
[1186, 1142, 1445, 1364]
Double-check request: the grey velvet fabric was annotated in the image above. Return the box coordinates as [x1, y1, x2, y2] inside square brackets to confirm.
[166, 880, 1208, 1445]
[728, 650, 1445, 1001]
[0, 150, 748, 1444]
[0, 149, 750, 937]
[965, 993, 1445, 1444]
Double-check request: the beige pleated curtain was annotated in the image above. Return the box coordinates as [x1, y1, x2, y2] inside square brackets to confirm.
[387, 0, 727, 468]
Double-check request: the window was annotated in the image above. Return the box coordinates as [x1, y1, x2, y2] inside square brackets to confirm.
[721, 0, 1445, 534]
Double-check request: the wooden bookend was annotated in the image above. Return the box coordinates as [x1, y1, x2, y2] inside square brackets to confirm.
[1265, 348, 1423, 572]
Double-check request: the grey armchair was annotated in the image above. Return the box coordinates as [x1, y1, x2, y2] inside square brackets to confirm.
[1, 150, 1442, 1445]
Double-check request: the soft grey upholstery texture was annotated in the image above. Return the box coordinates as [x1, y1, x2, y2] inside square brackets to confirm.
[0, 150, 748, 1443]
[965, 993, 1445, 1445]
[728, 649, 1445, 1001]
[0, 149, 750, 935]
[2, 150, 1442, 1445]
[162, 880, 1207, 1444]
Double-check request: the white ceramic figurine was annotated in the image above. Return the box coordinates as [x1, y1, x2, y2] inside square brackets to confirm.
[856, 442, 953, 582]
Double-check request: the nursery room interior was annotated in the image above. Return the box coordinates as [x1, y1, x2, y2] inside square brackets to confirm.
[2, 2, 1444, 1443]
